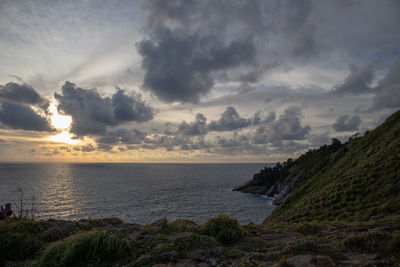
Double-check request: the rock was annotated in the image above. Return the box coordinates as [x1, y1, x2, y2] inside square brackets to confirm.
[133, 250, 178, 266]
[167, 232, 193, 242]
[261, 233, 298, 242]
[232, 252, 273, 267]
[152, 217, 168, 226]
[267, 245, 283, 251]
[339, 253, 380, 266]
[369, 226, 392, 232]
[138, 234, 158, 243]
[106, 223, 141, 236]
[285, 239, 318, 253]
[154, 243, 166, 250]
[46, 219, 78, 234]
[286, 255, 334, 267]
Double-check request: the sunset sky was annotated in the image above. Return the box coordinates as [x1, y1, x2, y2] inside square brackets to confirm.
[0, 0, 399, 163]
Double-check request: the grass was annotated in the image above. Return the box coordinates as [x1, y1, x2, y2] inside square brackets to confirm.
[262, 109, 400, 225]
[201, 214, 244, 244]
[39, 231, 136, 267]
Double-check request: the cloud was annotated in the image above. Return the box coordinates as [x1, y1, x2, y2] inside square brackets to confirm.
[0, 101, 54, 131]
[175, 113, 208, 137]
[55, 81, 154, 137]
[332, 114, 362, 132]
[208, 106, 251, 132]
[309, 132, 331, 147]
[0, 82, 53, 132]
[252, 106, 310, 144]
[0, 82, 47, 105]
[96, 128, 147, 145]
[136, 26, 256, 103]
[370, 56, 400, 110]
[331, 62, 375, 95]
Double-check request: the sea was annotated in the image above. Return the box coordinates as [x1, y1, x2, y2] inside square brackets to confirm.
[0, 163, 275, 224]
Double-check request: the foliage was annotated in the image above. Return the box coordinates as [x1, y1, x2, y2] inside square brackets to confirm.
[202, 214, 244, 244]
[389, 232, 400, 259]
[39, 231, 136, 267]
[265, 109, 400, 224]
[0, 218, 50, 261]
[295, 223, 322, 236]
[342, 232, 391, 253]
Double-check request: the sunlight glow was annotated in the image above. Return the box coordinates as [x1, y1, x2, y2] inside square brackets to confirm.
[49, 131, 80, 145]
[49, 103, 72, 129]
[47, 102, 79, 144]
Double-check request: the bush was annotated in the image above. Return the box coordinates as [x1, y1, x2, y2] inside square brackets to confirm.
[0, 232, 42, 261]
[39, 231, 135, 266]
[295, 223, 322, 235]
[343, 232, 391, 253]
[389, 232, 400, 259]
[202, 214, 243, 244]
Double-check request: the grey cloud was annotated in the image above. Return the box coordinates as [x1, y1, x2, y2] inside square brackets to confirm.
[81, 144, 95, 152]
[0, 101, 54, 132]
[176, 114, 208, 136]
[55, 81, 154, 137]
[252, 106, 311, 143]
[96, 128, 147, 145]
[0, 82, 47, 105]
[332, 115, 362, 132]
[136, 26, 256, 103]
[331, 62, 375, 95]
[309, 133, 331, 147]
[371, 56, 400, 110]
[0, 82, 53, 132]
[208, 106, 251, 132]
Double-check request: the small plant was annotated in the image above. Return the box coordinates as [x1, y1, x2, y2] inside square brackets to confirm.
[343, 232, 391, 253]
[39, 231, 136, 266]
[202, 214, 244, 244]
[295, 223, 322, 235]
[389, 232, 400, 259]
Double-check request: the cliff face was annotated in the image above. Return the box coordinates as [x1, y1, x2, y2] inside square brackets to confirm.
[236, 109, 400, 224]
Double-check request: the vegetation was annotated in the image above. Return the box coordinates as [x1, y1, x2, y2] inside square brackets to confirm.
[249, 109, 400, 225]
[202, 214, 244, 244]
[39, 231, 134, 267]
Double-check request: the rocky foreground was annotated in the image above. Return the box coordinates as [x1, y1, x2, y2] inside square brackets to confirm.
[1, 215, 399, 266]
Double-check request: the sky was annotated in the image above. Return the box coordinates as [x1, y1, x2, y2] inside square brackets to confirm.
[0, 0, 399, 163]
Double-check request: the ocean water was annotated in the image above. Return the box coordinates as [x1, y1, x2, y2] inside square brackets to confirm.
[0, 163, 274, 224]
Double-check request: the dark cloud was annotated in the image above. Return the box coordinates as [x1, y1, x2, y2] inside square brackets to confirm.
[96, 128, 147, 145]
[136, 26, 256, 103]
[309, 133, 331, 147]
[371, 56, 400, 110]
[0, 101, 54, 132]
[175, 113, 208, 136]
[0, 82, 53, 132]
[55, 81, 154, 137]
[332, 114, 362, 132]
[208, 106, 251, 132]
[251, 106, 310, 144]
[331, 62, 375, 95]
[0, 82, 47, 105]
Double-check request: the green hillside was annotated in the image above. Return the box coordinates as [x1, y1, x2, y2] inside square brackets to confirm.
[267, 109, 400, 225]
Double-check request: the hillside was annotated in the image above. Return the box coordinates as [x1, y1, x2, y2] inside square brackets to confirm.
[236, 109, 400, 225]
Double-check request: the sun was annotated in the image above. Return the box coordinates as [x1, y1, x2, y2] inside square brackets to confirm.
[47, 102, 79, 145]
[49, 103, 72, 129]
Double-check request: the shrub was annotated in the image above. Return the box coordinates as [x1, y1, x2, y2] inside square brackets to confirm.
[202, 214, 243, 244]
[343, 232, 391, 253]
[389, 232, 400, 259]
[0, 232, 42, 261]
[295, 223, 322, 235]
[39, 231, 136, 266]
